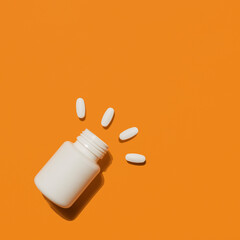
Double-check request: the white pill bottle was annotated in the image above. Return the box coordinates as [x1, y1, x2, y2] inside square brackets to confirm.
[34, 129, 108, 208]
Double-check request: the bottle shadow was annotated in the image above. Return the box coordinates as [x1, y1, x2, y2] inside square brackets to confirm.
[43, 151, 113, 221]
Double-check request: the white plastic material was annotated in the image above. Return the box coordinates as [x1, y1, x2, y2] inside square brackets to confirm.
[125, 153, 146, 163]
[34, 129, 108, 208]
[101, 107, 114, 127]
[76, 98, 85, 119]
[119, 127, 138, 141]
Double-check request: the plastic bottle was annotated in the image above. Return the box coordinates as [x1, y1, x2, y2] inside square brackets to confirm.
[34, 129, 108, 208]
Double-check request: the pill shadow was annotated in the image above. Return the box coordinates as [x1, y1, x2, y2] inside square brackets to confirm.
[78, 116, 86, 121]
[127, 161, 146, 166]
[43, 151, 113, 221]
[118, 135, 137, 143]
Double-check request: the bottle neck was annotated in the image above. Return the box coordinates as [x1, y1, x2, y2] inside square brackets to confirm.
[73, 129, 108, 163]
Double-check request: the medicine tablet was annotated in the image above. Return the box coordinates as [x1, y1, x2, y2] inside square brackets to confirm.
[125, 153, 146, 163]
[76, 98, 85, 119]
[101, 107, 115, 127]
[119, 127, 138, 141]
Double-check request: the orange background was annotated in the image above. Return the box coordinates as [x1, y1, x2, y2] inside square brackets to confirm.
[1, 0, 240, 239]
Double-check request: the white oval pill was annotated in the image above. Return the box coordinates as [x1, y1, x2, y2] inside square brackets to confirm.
[76, 98, 85, 119]
[125, 153, 146, 163]
[101, 107, 115, 127]
[119, 127, 138, 141]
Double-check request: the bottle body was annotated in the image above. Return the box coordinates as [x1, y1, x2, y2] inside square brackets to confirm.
[34, 129, 108, 208]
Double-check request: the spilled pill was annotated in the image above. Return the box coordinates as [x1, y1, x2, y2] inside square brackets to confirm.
[119, 127, 138, 141]
[101, 107, 115, 127]
[76, 98, 85, 119]
[125, 153, 146, 163]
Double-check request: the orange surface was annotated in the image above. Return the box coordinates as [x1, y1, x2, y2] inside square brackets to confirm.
[1, 0, 240, 239]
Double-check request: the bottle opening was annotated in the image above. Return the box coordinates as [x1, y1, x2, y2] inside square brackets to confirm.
[76, 129, 108, 160]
